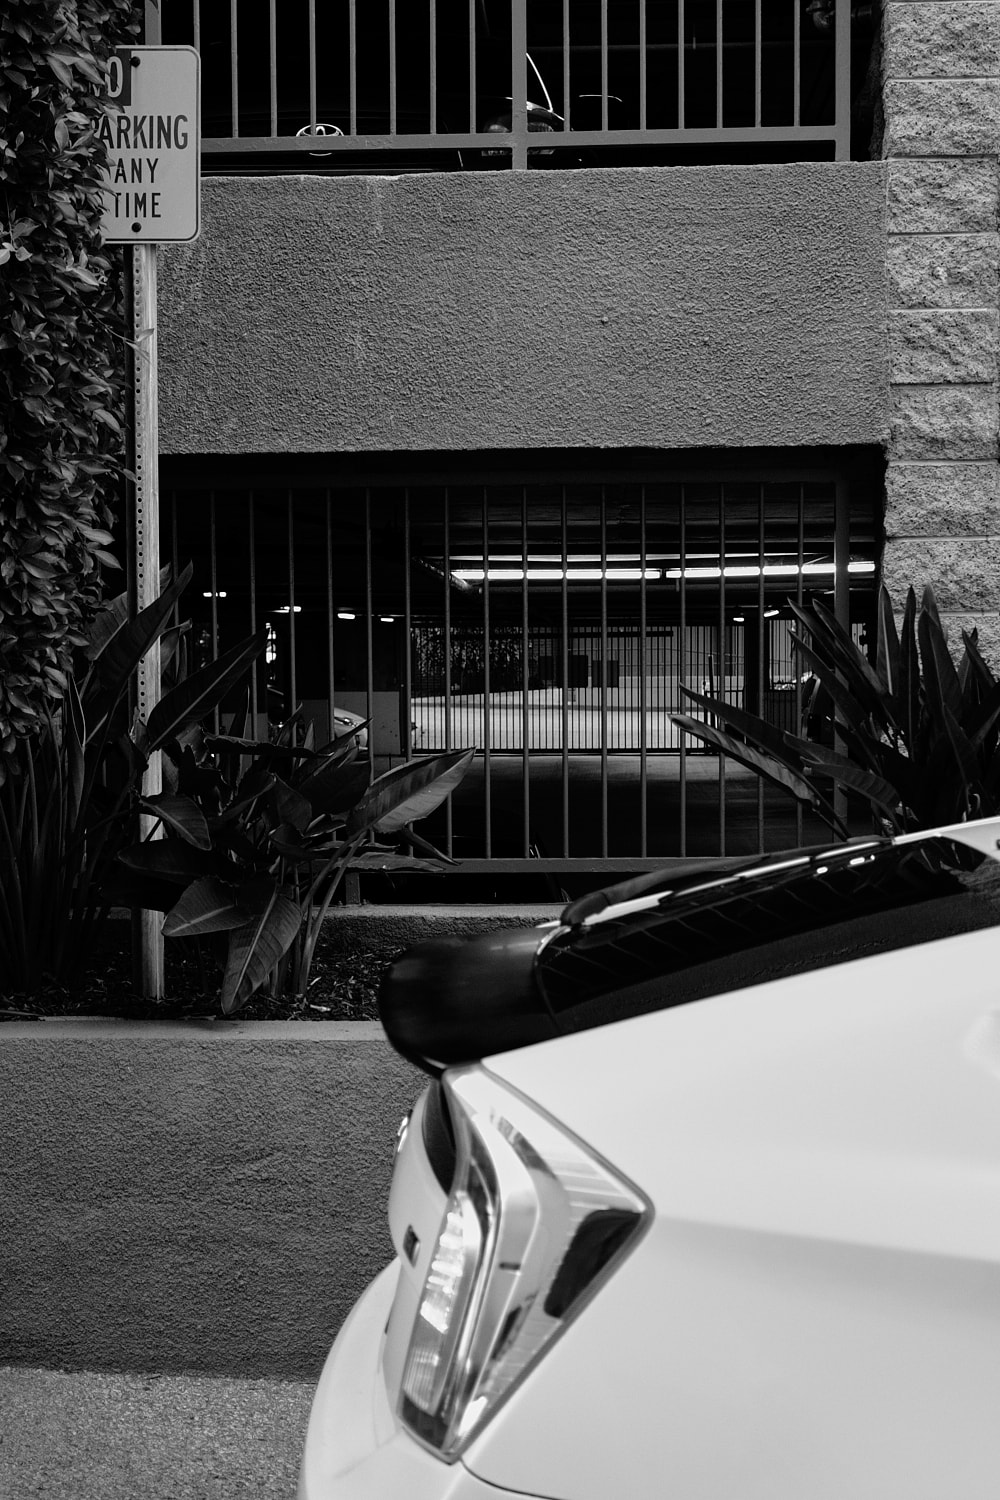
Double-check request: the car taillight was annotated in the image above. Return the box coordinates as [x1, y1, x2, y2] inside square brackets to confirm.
[399, 1065, 648, 1459]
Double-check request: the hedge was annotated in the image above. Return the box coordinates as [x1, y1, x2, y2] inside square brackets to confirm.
[0, 0, 139, 772]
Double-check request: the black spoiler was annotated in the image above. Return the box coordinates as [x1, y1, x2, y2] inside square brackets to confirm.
[379, 820, 1000, 1074]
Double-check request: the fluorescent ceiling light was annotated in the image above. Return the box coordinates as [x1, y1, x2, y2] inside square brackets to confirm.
[275, 605, 303, 614]
[337, 610, 356, 620]
[202, 590, 227, 599]
[452, 567, 656, 583]
[663, 561, 875, 580]
[450, 560, 875, 583]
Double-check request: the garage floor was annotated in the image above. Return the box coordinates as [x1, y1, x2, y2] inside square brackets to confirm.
[425, 751, 848, 862]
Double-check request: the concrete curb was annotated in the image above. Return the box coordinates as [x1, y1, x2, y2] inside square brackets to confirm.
[102, 903, 564, 958]
[305, 903, 564, 954]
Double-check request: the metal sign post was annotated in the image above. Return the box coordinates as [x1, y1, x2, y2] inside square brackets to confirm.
[124, 244, 164, 996]
[103, 12, 199, 996]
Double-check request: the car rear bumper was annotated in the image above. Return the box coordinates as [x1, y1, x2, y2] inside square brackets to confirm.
[297, 1260, 539, 1500]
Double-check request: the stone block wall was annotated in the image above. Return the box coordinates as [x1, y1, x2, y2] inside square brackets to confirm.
[882, 2, 1000, 658]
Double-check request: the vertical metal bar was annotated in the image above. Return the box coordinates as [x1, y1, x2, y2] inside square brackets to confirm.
[467, 0, 476, 132]
[601, 0, 609, 130]
[833, 478, 850, 834]
[429, 0, 437, 134]
[482, 489, 491, 857]
[716, 0, 723, 128]
[834, 0, 851, 158]
[717, 485, 726, 856]
[209, 490, 220, 734]
[756, 485, 765, 854]
[834, 480, 850, 634]
[561, 487, 570, 856]
[326, 495, 336, 740]
[269, 0, 277, 137]
[521, 489, 530, 853]
[754, 0, 761, 127]
[679, 484, 687, 857]
[793, 0, 801, 127]
[511, 0, 528, 167]
[443, 489, 453, 853]
[192, 0, 200, 50]
[678, 0, 685, 128]
[349, 0, 357, 135]
[308, 0, 317, 128]
[639, 0, 647, 130]
[390, 0, 398, 135]
[562, 0, 571, 131]
[795, 483, 804, 846]
[208, 492, 219, 660]
[600, 489, 608, 858]
[403, 491, 413, 758]
[170, 491, 179, 629]
[230, 0, 239, 136]
[639, 486, 648, 856]
[248, 494, 258, 731]
[287, 491, 297, 715]
[365, 489, 374, 757]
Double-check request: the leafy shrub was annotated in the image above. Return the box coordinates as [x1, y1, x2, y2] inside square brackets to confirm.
[118, 714, 474, 1013]
[0, 563, 262, 993]
[671, 585, 1000, 836]
[0, 0, 137, 770]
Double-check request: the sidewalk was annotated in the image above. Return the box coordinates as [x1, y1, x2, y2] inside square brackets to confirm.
[0, 1367, 314, 1500]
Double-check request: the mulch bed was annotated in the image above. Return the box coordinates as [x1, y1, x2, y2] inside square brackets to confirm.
[0, 939, 401, 1023]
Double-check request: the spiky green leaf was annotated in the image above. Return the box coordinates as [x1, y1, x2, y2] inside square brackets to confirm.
[897, 588, 921, 751]
[347, 851, 450, 874]
[162, 877, 250, 937]
[82, 563, 194, 736]
[347, 748, 475, 836]
[669, 714, 844, 829]
[147, 630, 267, 749]
[220, 885, 302, 1014]
[787, 633, 889, 740]
[917, 595, 962, 726]
[297, 756, 371, 818]
[677, 686, 792, 761]
[875, 584, 901, 698]
[268, 777, 312, 833]
[139, 793, 211, 850]
[117, 841, 218, 884]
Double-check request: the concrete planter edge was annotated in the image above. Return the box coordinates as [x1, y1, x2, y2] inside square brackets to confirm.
[0, 1018, 423, 1382]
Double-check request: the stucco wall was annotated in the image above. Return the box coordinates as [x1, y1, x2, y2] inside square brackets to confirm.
[158, 162, 888, 456]
[0, 1022, 421, 1380]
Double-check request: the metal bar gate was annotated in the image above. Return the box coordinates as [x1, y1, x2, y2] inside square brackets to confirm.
[163, 467, 877, 878]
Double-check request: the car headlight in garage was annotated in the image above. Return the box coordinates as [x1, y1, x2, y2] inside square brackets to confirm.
[399, 1067, 649, 1459]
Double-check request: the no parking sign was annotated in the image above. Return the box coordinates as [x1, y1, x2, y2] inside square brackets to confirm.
[100, 45, 200, 243]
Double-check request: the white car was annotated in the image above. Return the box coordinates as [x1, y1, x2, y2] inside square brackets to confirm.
[298, 817, 1000, 1500]
[330, 706, 368, 750]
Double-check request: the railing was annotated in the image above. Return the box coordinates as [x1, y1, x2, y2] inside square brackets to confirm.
[162, 0, 855, 168]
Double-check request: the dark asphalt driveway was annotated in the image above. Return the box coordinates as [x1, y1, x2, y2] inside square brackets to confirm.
[0, 1367, 313, 1500]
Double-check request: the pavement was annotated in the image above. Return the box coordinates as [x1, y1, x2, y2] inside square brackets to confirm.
[0, 1367, 314, 1500]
